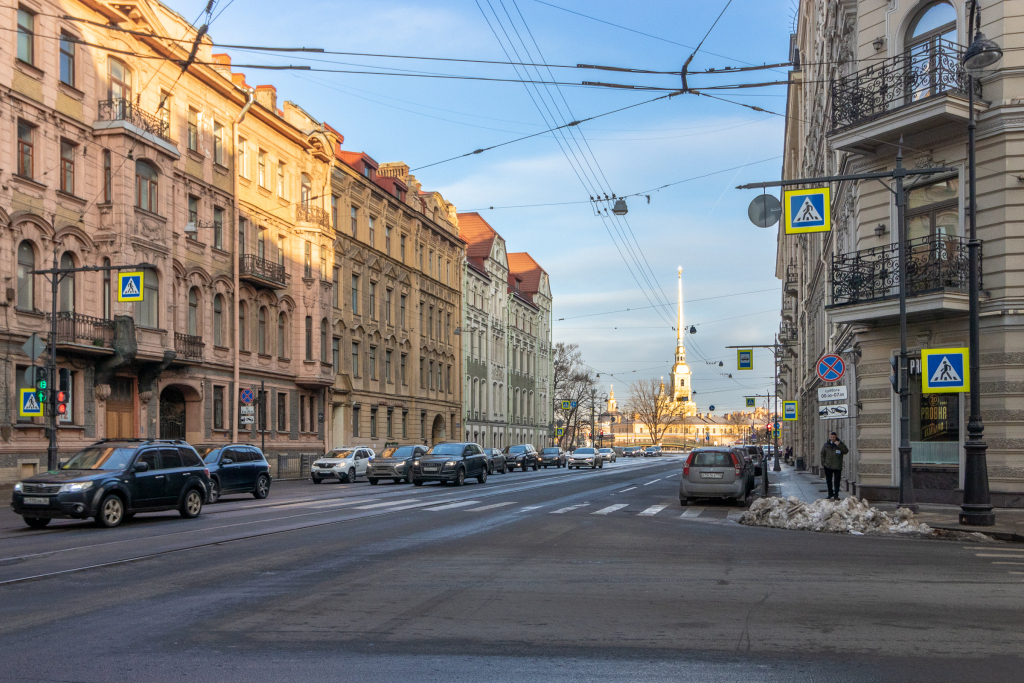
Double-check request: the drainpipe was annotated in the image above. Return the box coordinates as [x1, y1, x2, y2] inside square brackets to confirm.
[232, 88, 255, 444]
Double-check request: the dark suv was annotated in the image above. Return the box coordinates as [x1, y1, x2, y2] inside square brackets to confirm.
[504, 444, 539, 471]
[411, 442, 488, 485]
[198, 445, 272, 502]
[11, 439, 210, 529]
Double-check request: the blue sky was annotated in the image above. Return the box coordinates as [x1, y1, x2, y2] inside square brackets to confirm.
[177, 0, 794, 414]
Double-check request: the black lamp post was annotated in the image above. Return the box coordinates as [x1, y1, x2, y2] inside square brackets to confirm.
[960, 1, 1000, 526]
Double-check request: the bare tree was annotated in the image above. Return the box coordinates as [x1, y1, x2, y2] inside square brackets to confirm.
[552, 343, 596, 448]
[626, 378, 684, 446]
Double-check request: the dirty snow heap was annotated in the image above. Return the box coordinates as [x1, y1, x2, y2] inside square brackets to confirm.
[739, 496, 932, 535]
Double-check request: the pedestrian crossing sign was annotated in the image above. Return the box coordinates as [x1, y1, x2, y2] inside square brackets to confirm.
[118, 272, 144, 302]
[783, 186, 831, 234]
[555, 427, 564, 437]
[745, 397, 755, 407]
[19, 388, 43, 417]
[922, 347, 969, 393]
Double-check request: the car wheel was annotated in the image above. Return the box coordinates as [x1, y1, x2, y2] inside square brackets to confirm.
[521, 463, 529, 472]
[369, 478, 379, 485]
[599, 461, 604, 469]
[208, 479, 221, 504]
[488, 463, 494, 475]
[413, 479, 424, 486]
[180, 488, 204, 519]
[591, 462, 597, 469]
[679, 497, 686, 506]
[478, 468, 488, 484]
[345, 468, 356, 483]
[312, 475, 322, 484]
[533, 463, 539, 471]
[96, 494, 124, 528]
[23, 517, 50, 529]
[406, 472, 414, 484]
[253, 475, 270, 500]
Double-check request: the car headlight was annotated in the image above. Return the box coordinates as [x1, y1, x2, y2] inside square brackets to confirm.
[445, 461, 456, 467]
[14, 482, 22, 492]
[413, 460, 419, 466]
[59, 481, 94, 493]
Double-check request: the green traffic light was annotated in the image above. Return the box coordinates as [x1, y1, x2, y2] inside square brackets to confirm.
[37, 380, 47, 389]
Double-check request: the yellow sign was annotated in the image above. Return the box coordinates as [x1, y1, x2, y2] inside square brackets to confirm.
[19, 388, 43, 417]
[783, 186, 831, 234]
[782, 401, 798, 420]
[118, 271, 144, 302]
[737, 349, 753, 370]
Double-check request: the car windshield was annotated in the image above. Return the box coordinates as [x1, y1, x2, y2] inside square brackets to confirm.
[507, 445, 527, 454]
[61, 447, 136, 471]
[427, 444, 464, 456]
[324, 450, 354, 459]
[542, 448, 560, 454]
[380, 446, 417, 459]
[599, 449, 612, 453]
[575, 448, 595, 455]
[202, 449, 222, 464]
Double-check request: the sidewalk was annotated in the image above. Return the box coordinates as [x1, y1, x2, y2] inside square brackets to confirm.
[759, 463, 1024, 542]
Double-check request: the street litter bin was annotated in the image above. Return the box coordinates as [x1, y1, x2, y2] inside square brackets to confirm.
[796, 456, 806, 471]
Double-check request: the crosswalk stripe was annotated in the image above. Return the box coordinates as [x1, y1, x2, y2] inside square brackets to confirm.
[638, 504, 667, 516]
[519, 505, 543, 512]
[352, 499, 419, 510]
[619, 487, 636, 492]
[681, 507, 705, 518]
[464, 502, 517, 511]
[975, 553, 1024, 558]
[727, 510, 744, 521]
[593, 504, 628, 515]
[424, 500, 480, 511]
[551, 504, 590, 514]
[991, 561, 1024, 565]
[644, 479, 662, 486]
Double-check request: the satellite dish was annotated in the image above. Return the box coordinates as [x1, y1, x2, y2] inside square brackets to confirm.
[748, 194, 782, 228]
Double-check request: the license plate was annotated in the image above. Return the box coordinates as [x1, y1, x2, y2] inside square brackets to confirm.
[423, 467, 438, 472]
[23, 497, 50, 506]
[699, 472, 724, 479]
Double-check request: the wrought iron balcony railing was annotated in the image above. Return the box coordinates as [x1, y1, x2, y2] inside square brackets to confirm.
[174, 332, 204, 361]
[46, 312, 115, 348]
[830, 39, 980, 131]
[830, 234, 974, 307]
[97, 99, 172, 142]
[239, 254, 286, 286]
[295, 205, 331, 229]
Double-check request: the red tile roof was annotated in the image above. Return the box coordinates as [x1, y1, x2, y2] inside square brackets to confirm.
[507, 252, 545, 298]
[456, 212, 498, 271]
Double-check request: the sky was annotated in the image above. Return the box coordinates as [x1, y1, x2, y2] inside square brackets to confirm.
[173, 0, 795, 416]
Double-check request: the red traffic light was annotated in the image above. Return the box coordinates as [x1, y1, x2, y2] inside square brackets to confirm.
[57, 403, 67, 415]
[57, 391, 67, 403]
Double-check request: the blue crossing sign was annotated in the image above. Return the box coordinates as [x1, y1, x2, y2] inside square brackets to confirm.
[745, 397, 756, 407]
[816, 354, 846, 382]
[922, 348, 968, 393]
[118, 271, 144, 302]
[783, 187, 831, 234]
[19, 388, 43, 417]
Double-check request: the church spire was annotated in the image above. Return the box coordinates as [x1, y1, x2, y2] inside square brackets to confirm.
[677, 266, 683, 343]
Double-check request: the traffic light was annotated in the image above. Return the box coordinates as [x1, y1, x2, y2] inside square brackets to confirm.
[889, 356, 901, 393]
[56, 391, 68, 416]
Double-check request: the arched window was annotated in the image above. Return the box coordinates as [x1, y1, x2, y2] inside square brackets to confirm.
[300, 173, 311, 209]
[188, 288, 199, 336]
[135, 161, 158, 213]
[258, 306, 267, 354]
[57, 252, 76, 313]
[305, 316, 313, 360]
[238, 301, 247, 350]
[108, 58, 132, 102]
[320, 318, 329, 362]
[17, 240, 35, 310]
[278, 311, 287, 358]
[138, 268, 159, 327]
[102, 258, 112, 319]
[213, 294, 224, 346]
[907, 2, 957, 102]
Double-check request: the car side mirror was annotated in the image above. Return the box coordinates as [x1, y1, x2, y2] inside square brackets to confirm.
[58, 460, 68, 469]
[221, 458, 233, 465]
[133, 462, 149, 473]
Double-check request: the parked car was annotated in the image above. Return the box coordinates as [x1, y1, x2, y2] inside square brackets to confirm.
[644, 445, 663, 457]
[598, 447, 617, 463]
[367, 445, 427, 484]
[11, 439, 210, 529]
[679, 447, 753, 506]
[504, 444, 540, 471]
[311, 447, 373, 483]
[199, 445, 272, 502]
[568, 447, 602, 469]
[411, 442, 488, 485]
[539, 447, 566, 468]
[743, 445, 765, 476]
[485, 448, 509, 474]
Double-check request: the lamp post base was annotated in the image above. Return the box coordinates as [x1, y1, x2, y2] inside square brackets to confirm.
[959, 508, 995, 526]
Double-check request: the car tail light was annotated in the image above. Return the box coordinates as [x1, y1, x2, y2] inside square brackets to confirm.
[683, 453, 693, 476]
[730, 453, 741, 477]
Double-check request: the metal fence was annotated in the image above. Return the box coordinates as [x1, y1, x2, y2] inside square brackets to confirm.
[97, 99, 171, 141]
[47, 312, 115, 348]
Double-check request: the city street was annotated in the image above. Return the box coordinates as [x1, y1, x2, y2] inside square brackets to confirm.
[2, 457, 1022, 683]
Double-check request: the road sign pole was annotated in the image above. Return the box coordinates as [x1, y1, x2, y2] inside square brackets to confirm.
[894, 147, 917, 512]
[774, 336, 781, 473]
[46, 250, 59, 472]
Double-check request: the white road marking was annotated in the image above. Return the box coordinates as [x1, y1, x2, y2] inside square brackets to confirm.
[551, 504, 590, 514]
[643, 479, 662, 486]
[593, 504, 628, 515]
[618, 487, 636, 493]
[352, 499, 420, 510]
[424, 500, 481, 511]
[519, 505, 544, 512]
[465, 502, 517, 511]
[975, 553, 1024, 558]
[963, 546, 1024, 552]
[638, 504, 668, 516]
[991, 561, 1024, 565]
[681, 507, 705, 518]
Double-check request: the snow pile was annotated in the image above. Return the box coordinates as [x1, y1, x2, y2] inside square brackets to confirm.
[739, 495, 933, 535]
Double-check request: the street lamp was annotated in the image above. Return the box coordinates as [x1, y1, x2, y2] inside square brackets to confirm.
[611, 198, 628, 215]
[959, 1, 1000, 526]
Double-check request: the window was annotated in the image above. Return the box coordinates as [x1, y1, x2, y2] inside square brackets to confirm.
[401, 354, 407, 385]
[446, 365, 451, 393]
[331, 195, 339, 230]
[213, 294, 224, 346]
[238, 301, 247, 350]
[320, 318, 329, 363]
[351, 275, 359, 314]
[300, 395, 306, 432]
[428, 307, 434, 340]
[333, 267, 340, 308]
[402, 411, 408, 438]
[187, 108, 198, 152]
[257, 150, 266, 187]
[17, 121, 33, 179]
[187, 195, 199, 235]
[300, 240, 310, 278]
[188, 289, 199, 336]
[277, 162, 285, 197]
[238, 137, 249, 178]
[446, 260, 450, 285]
[386, 227, 392, 255]
[352, 405, 361, 437]
[352, 342, 360, 377]
[213, 386, 224, 430]
[238, 218, 247, 256]
[17, 8, 34, 64]
[213, 121, 225, 165]
[400, 235, 406, 262]
[429, 249, 434, 276]
[368, 216, 376, 248]
[277, 312, 287, 358]
[370, 408, 378, 438]
[305, 316, 313, 360]
[446, 313, 451, 340]
[108, 58, 132, 102]
[277, 235, 284, 267]
[351, 206, 358, 236]
[420, 358, 425, 389]
[60, 140, 75, 195]
[421, 412, 426, 439]
[102, 258, 111, 319]
[258, 307, 267, 354]
[59, 32, 75, 86]
[429, 361, 435, 390]
[138, 268, 159, 328]
[333, 337, 340, 369]
[387, 410, 393, 438]
[213, 207, 224, 249]
[385, 350, 392, 383]
[301, 174, 311, 208]
[135, 161, 158, 213]
[158, 91, 171, 131]
[385, 289, 392, 325]
[364, 164, 373, 179]
[369, 282, 376, 320]
[57, 252, 75, 313]
[907, 3, 957, 102]
[258, 226, 266, 260]
[400, 295, 406, 329]
[277, 393, 287, 431]
[907, 178, 959, 240]
[369, 346, 377, 380]
[103, 150, 112, 202]
[320, 250, 327, 281]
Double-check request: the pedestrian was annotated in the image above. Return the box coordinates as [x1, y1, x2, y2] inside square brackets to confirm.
[819, 432, 848, 501]
[785, 445, 793, 464]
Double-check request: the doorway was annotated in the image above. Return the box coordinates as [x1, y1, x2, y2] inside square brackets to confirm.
[105, 377, 135, 438]
[431, 414, 446, 445]
[159, 386, 186, 440]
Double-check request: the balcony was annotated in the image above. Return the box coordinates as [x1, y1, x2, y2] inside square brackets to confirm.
[295, 205, 331, 230]
[297, 362, 334, 389]
[46, 312, 115, 353]
[829, 40, 980, 152]
[97, 99, 172, 142]
[779, 321, 798, 345]
[174, 333, 204, 362]
[784, 264, 798, 296]
[239, 254, 286, 289]
[827, 235, 974, 324]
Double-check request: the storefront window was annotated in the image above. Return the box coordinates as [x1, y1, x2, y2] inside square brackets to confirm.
[909, 363, 960, 464]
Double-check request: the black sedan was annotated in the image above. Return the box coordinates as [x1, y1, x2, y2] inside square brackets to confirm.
[411, 443, 489, 486]
[199, 445, 272, 502]
[539, 447, 566, 468]
[485, 448, 509, 474]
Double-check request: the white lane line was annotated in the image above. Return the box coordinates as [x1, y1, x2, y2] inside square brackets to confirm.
[991, 561, 1024, 565]
[519, 505, 544, 512]
[551, 504, 590, 514]
[975, 553, 1024, 558]
[618, 487, 637, 493]
[424, 500, 481, 511]
[727, 510, 745, 522]
[593, 504, 628, 515]
[638, 504, 668, 516]
[643, 479, 663, 486]
[352, 499, 420, 510]
[681, 507, 705, 518]
[963, 546, 1024, 552]
[465, 502, 517, 512]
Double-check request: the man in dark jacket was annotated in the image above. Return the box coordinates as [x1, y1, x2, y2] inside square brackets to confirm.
[820, 432, 848, 500]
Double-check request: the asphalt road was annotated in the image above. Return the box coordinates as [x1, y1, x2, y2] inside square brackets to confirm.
[1, 456, 1022, 683]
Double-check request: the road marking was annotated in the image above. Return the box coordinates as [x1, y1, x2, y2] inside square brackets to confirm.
[593, 504, 628, 515]
[975, 553, 1024, 558]
[465, 502, 517, 511]
[991, 562, 1024, 565]
[963, 546, 1024, 552]
[681, 507, 705, 518]
[352, 499, 420, 510]
[424, 500, 480, 511]
[727, 510, 745, 522]
[638, 504, 668, 516]
[551, 504, 590, 514]
[618, 487, 636, 493]
[644, 479, 663, 486]
[519, 505, 544, 512]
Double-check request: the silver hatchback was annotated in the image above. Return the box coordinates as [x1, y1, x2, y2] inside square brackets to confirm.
[679, 447, 751, 506]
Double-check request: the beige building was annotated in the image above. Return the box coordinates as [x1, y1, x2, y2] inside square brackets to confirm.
[780, 0, 1024, 506]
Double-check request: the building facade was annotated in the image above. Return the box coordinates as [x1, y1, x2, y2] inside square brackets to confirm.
[781, 0, 1024, 506]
